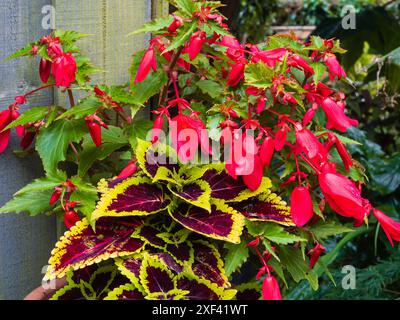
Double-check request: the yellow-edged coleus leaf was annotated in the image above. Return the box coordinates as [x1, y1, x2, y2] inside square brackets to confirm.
[103, 283, 145, 300]
[229, 190, 294, 226]
[234, 282, 262, 300]
[145, 289, 189, 300]
[91, 176, 171, 221]
[189, 240, 230, 288]
[176, 272, 237, 300]
[131, 224, 167, 249]
[168, 179, 211, 212]
[44, 217, 144, 281]
[136, 139, 179, 184]
[168, 200, 245, 244]
[115, 254, 145, 293]
[139, 253, 177, 295]
[200, 165, 272, 202]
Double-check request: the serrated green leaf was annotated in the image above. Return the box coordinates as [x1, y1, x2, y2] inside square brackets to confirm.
[244, 62, 274, 88]
[196, 80, 223, 98]
[1, 43, 34, 62]
[128, 120, 153, 151]
[309, 220, 353, 241]
[262, 224, 306, 245]
[224, 241, 249, 277]
[174, 0, 196, 16]
[36, 119, 87, 176]
[279, 246, 319, 290]
[311, 62, 326, 84]
[131, 71, 168, 105]
[54, 30, 91, 43]
[164, 22, 197, 53]
[57, 96, 100, 120]
[15, 174, 67, 195]
[2, 106, 51, 131]
[0, 190, 53, 215]
[129, 15, 173, 35]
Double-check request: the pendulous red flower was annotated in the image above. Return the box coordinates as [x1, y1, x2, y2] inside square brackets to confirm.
[260, 136, 275, 167]
[318, 165, 370, 222]
[64, 210, 80, 230]
[290, 186, 314, 227]
[227, 61, 245, 87]
[308, 243, 326, 269]
[39, 58, 52, 83]
[295, 125, 327, 161]
[117, 161, 138, 180]
[262, 275, 282, 300]
[135, 47, 157, 83]
[321, 97, 358, 132]
[186, 31, 207, 61]
[324, 53, 346, 80]
[52, 53, 77, 87]
[372, 209, 400, 247]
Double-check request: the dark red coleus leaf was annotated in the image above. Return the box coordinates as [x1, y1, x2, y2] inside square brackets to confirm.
[235, 285, 262, 300]
[137, 225, 166, 248]
[191, 241, 229, 288]
[229, 194, 293, 226]
[202, 169, 247, 200]
[166, 242, 193, 265]
[168, 202, 244, 243]
[44, 217, 145, 280]
[176, 277, 219, 300]
[105, 284, 145, 300]
[92, 177, 171, 220]
[140, 255, 175, 294]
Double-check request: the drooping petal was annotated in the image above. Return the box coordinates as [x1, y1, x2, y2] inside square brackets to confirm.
[262, 275, 282, 300]
[290, 186, 314, 227]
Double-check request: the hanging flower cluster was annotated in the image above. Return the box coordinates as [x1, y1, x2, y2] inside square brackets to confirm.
[1, 0, 399, 301]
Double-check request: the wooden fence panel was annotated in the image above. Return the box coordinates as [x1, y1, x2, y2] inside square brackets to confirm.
[0, 0, 165, 299]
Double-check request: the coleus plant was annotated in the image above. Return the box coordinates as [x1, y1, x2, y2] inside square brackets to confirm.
[1, 0, 400, 300]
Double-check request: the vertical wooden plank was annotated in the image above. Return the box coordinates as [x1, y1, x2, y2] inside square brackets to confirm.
[0, 0, 57, 300]
[53, 0, 152, 85]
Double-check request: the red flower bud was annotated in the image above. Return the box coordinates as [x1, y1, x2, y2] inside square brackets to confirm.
[321, 97, 358, 132]
[64, 210, 80, 230]
[308, 243, 326, 269]
[14, 96, 26, 105]
[168, 15, 183, 34]
[135, 47, 157, 83]
[86, 120, 102, 147]
[39, 58, 52, 83]
[152, 115, 164, 144]
[49, 189, 62, 205]
[275, 127, 287, 151]
[335, 137, 353, 171]
[302, 105, 317, 126]
[256, 96, 266, 114]
[324, 53, 346, 80]
[318, 168, 370, 222]
[288, 54, 314, 75]
[290, 186, 314, 227]
[0, 109, 12, 153]
[372, 209, 400, 247]
[296, 126, 327, 161]
[242, 155, 264, 191]
[94, 86, 106, 97]
[260, 136, 275, 167]
[52, 53, 77, 88]
[262, 275, 282, 300]
[256, 265, 274, 280]
[117, 160, 138, 180]
[186, 31, 207, 61]
[227, 62, 245, 87]
[246, 236, 260, 248]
